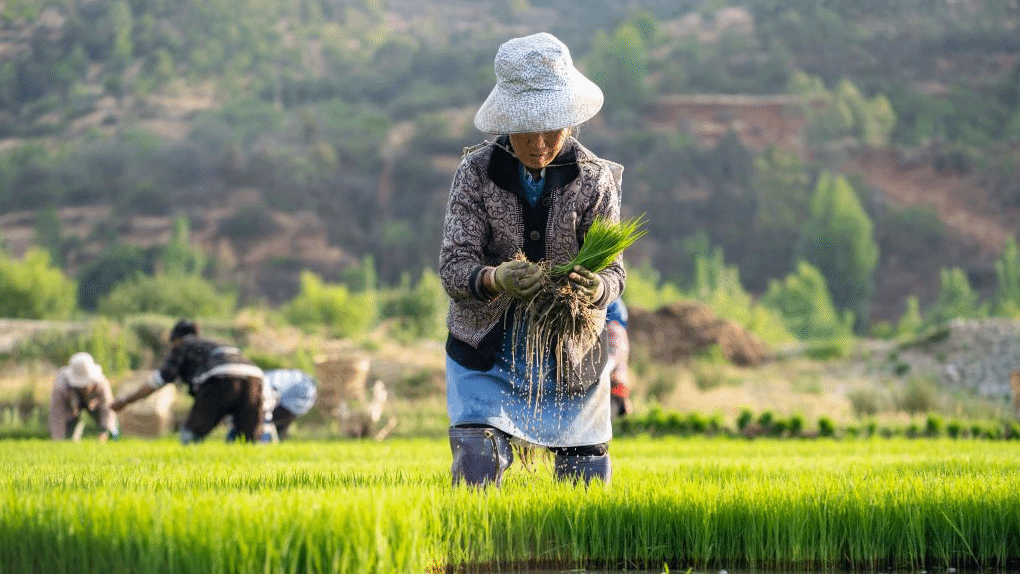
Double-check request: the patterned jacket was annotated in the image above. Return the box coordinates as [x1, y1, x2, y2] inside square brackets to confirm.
[439, 136, 625, 372]
[148, 335, 263, 396]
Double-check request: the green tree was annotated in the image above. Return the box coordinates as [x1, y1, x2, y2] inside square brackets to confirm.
[749, 146, 812, 282]
[895, 295, 923, 339]
[795, 172, 879, 333]
[621, 260, 683, 311]
[0, 247, 76, 319]
[109, 1, 134, 72]
[76, 244, 151, 312]
[33, 204, 63, 265]
[283, 271, 376, 338]
[994, 237, 1020, 316]
[754, 145, 812, 232]
[925, 267, 984, 327]
[98, 272, 236, 319]
[585, 22, 652, 112]
[160, 216, 206, 275]
[862, 93, 896, 148]
[761, 260, 851, 342]
[690, 249, 796, 345]
[379, 268, 447, 340]
[796, 75, 896, 148]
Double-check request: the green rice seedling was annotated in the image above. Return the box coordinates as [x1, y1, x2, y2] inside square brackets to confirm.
[3, 437, 1020, 573]
[549, 215, 648, 279]
[510, 214, 647, 397]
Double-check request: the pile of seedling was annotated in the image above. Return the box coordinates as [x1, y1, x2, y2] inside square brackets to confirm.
[508, 215, 646, 399]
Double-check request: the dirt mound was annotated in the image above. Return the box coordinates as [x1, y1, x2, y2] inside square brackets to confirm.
[628, 302, 769, 367]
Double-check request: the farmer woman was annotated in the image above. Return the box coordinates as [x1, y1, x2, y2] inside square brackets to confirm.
[439, 32, 625, 487]
[49, 352, 119, 442]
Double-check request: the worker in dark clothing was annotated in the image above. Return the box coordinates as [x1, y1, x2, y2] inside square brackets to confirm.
[112, 319, 264, 443]
[226, 368, 318, 443]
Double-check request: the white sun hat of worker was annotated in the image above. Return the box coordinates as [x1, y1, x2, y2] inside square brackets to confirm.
[67, 352, 103, 388]
[474, 32, 604, 135]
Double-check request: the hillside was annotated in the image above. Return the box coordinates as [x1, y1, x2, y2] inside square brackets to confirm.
[1, 0, 1020, 326]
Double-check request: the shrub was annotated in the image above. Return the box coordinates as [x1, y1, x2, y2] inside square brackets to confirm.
[217, 202, 279, 244]
[970, 423, 984, 439]
[98, 273, 236, 320]
[848, 387, 882, 418]
[924, 267, 985, 328]
[946, 420, 963, 439]
[863, 420, 878, 437]
[379, 269, 447, 341]
[905, 422, 921, 438]
[1007, 421, 1020, 440]
[770, 418, 789, 437]
[0, 247, 76, 319]
[686, 412, 709, 434]
[123, 315, 175, 360]
[896, 376, 939, 416]
[283, 271, 376, 339]
[817, 415, 835, 437]
[737, 408, 754, 432]
[247, 350, 288, 371]
[761, 260, 852, 345]
[16, 318, 134, 374]
[788, 414, 804, 436]
[76, 244, 151, 311]
[665, 411, 687, 434]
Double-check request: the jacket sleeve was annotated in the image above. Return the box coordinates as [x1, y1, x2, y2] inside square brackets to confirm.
[439, 152, 493, 302]
[581, 160, 626, 309]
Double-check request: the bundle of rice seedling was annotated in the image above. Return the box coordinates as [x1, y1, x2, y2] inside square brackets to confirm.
[508, 215, 647, 403]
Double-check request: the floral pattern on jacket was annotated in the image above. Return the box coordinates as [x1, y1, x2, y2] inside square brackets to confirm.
[439, 136, 625, 370]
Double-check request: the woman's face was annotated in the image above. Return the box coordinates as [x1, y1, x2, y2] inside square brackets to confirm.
[509, 129, 568, 171]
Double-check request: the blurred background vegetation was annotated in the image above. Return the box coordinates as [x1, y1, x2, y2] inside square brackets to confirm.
[2, 0, 1020, 438]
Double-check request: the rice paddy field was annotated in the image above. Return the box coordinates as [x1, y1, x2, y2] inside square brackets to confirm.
[2, 436, 1019, 574]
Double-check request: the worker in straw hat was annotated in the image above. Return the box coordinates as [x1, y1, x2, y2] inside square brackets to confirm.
[112, 319, 264, 444]
[49, 352, 119, 442]
[439, 32, 625, 487]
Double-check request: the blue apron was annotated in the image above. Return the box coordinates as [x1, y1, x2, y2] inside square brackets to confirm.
[446, 325, 611, 447]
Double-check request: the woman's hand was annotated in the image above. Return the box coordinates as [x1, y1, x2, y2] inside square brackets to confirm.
[490, 260, 543, 299]
[566, 265, 604, 304]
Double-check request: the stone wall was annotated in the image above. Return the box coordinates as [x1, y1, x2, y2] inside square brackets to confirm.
[900, 318, 1020, 401]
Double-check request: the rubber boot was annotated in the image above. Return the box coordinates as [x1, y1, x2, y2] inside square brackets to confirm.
[554, 453, 612, 486]
[449, 426, 514, 487]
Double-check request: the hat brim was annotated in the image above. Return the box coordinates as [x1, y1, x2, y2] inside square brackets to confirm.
[474, 68, 604, 134]
[67, 364, 102, 388]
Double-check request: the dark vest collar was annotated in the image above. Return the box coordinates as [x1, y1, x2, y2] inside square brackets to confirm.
[487, 135, 581, 199]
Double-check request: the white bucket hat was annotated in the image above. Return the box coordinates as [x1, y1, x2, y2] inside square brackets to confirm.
[474, 32, 604, 134]
[67, 352, 102, 388]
